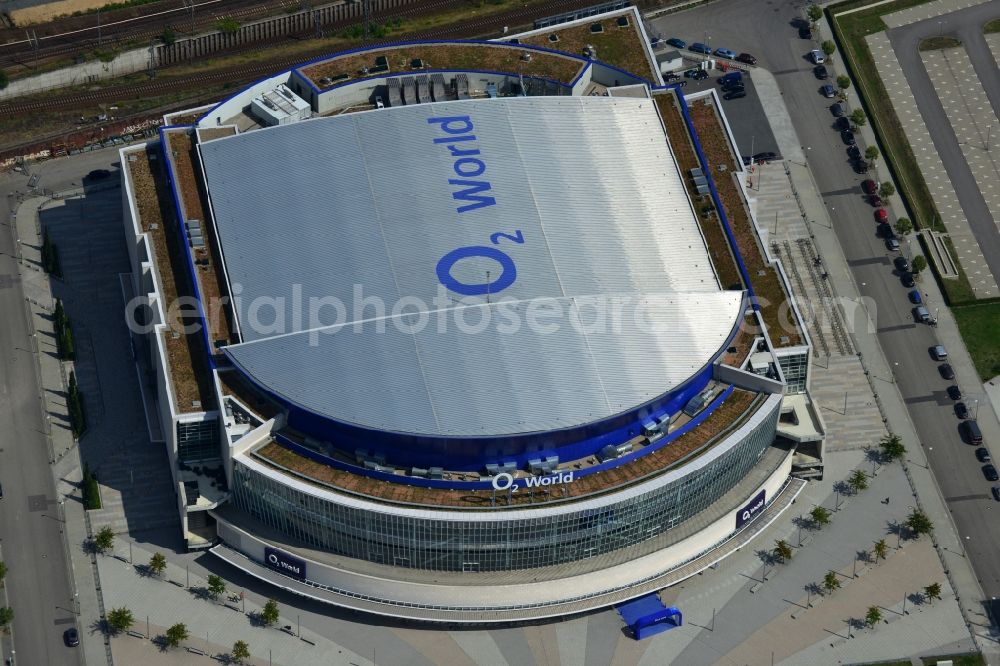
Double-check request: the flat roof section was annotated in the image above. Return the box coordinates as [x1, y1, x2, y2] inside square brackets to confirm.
[299, 42, 586, 89]
[201, 95, 739, 437]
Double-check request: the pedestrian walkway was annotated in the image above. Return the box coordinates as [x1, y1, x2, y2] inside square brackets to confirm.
[866, 33, 999, 297]
[882, 0, 992, 29]
[922, 46, 1000, 227]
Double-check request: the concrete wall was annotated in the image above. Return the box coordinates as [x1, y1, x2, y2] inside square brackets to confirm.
[0, 46, 152, 101]
[715, 363, 785, 394]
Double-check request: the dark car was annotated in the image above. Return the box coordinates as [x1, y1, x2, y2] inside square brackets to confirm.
[948, 385, 962, 400]
[684, 68, 708, 79]
[723, 83, 746, 94]
[723, 90, 747, 101]
[956, 402, 970, 419]
[87, 168, 111, 180]
[983, 464, 998, 482]
[940, 363, 955, 380]
[901, 272, 915, 287]
[852, 160, 868, 174]
[842, 130, 856, 146]
[877, 222, 893, 238]
[753, 152, 778, 163]
[666, 37, 687, 49]
[992, 486, 1000, 502]
[835, 116, 850, 132]
[63, 627, 79, 647]
[862, 179, 877, 195]
[663, 72, 681, 82]
[689, 42, 713, 54]
[821, 84, 837, 98]
[977, 447, 992, 462]
[742, 155, 753, 166]
[814, 64, 829, 79]
[894, 256, 910, 272]
[831, 102, 846, 117]
[869, 193, 882, 207]
[909, 289, 922, 304]
[848, 145, 862, 160]
[737, 53, 758, 65]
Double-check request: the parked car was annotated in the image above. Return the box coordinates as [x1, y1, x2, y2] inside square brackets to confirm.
[901, 271, 915, 287]
[869, 193, 883, 207]
[956, 402, 970, 419]
[684, 68, 709, 80]
[947, 385, 962, 400]
[689, 42, 713, 54]
[742, 155, 753, 166]
[992, 486, 1000, 501]
[666, 37, 687, 48]
[753, 152, 778, 163]
[831, 102, 846, 117]
[886, 237, 900, 251]
[983, 464, 998, 482]
[932, 344, 948, 360]
[809, 49, 825, 64]
[719, 71, 743, 85]
[877, 222, 893, 238]
[835, 116, 850, 132]
[862, 179, 877, 195]
[841, 130, 856, 145]
[852, 160, 869, 174]
[715, 47, 737, 59]
[914, 306, 932, 323]
[723, 90, 747, 101]
[800, 24, 813, 39]
[87, 169, 111, 180]
[737, 53, 758, 65]
[821, 84, 837, 98]
[663, 72, 681, 82]
[875, 208, 889, 223]
[63, 628, 80, 647]
[847, 145, 862, 160]
[814, 64, 829, 79]
[723, 82, 745, 93]
[963, 420, 983, 444]
[940, 363, 955, 380]
[977, 447, 991, 462]
[894, 256, 910, 272]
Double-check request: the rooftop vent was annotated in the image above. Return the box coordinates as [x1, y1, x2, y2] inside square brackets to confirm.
[589, 23, 604, 33]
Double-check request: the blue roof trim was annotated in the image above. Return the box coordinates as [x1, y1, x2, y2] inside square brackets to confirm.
[672, 91, 759, 306]
[157, 125, 218, 370]
[267, 384, 740, 493]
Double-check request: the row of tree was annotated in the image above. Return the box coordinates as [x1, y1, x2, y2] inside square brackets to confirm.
[53, 299, 76, 361]
[68, 370, 87, 438]
[41, 230, 63, 278]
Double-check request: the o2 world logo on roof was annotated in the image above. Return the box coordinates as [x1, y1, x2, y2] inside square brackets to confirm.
[491, 470, 576, 493]
[428, 115, 526, 298]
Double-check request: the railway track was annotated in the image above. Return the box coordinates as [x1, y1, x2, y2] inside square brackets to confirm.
[0, 0, 587, 117]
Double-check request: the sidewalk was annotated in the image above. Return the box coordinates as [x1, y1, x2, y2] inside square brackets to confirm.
[12, 188, 113, 666]
[753, 44, 997, 660]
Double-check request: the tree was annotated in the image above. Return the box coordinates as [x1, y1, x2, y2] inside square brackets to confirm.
[106, 607, 134, 634]
[810, 505, 831, 527]
[207, 574, 226, 599]
[94, 525, 115, 554]
[82, 465, 101, 510]
[879, 181, 895, 198]
[165, 622, 189, 648]
[924, 582, 942, 603]
[895, 217, 913, 236]
[0, 69, 8, 91]
[873, 539, 888, 562]
[807, 4, 823, 25]
[0, 607, 12, 627]
[68, 371, 87, 438]
[261, 598, 280, 626]
[906, 509, 933, 537]
[836, 74, 851, 93]
[821, 40, 836, 58]
[850, 107, 867, 128]
[879, 433, 906, 461]
[822, 570, 840, 594]
[148, 552, 167, 577]
[231, 640, 251, 664]
[161, 26, 176, 46]
[865, 605, 882, 628]
[773, 539, 793, 563]
[216, 18, 240, 34]
[848, 469, 869, 493]
[912, 255, 928, 274]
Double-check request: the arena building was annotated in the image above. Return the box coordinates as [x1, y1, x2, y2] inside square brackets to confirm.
[119, 5, 825, 622]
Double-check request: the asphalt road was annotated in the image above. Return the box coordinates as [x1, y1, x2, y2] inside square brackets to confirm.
[651, 0, 1000, 598]
[888, 1, 1000, 289]
[0, 152, 119, 665]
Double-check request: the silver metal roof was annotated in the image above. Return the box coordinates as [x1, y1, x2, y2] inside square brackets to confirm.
[201, 96, 743, 437]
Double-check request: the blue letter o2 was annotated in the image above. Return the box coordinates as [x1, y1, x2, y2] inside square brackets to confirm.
[436, 246, 516, 296]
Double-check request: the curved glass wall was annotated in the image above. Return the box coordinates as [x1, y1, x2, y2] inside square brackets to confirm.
[231, 400, 779, 572]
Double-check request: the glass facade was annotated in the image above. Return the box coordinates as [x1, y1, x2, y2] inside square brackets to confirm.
[231, 400, 780, 572]
[177, 418, 220, 463]
[778, 351, 809, 394]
